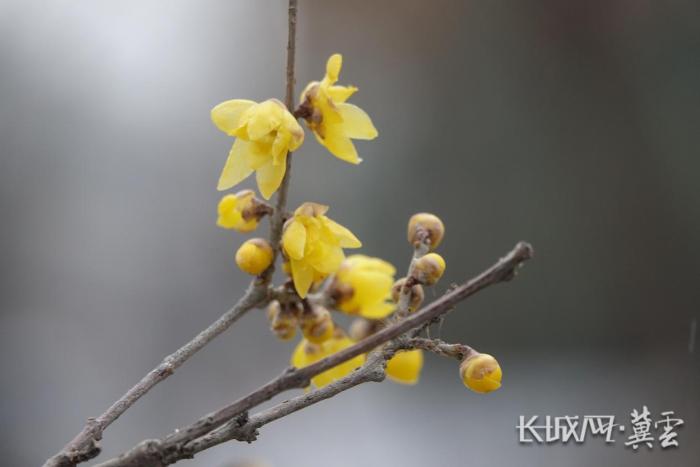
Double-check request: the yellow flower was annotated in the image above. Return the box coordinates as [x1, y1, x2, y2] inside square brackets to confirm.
[212, 98, 304, 199]
[282, 202, 361, 298]
[334, 255, 396, 319]
[386, 349, 424, 385]
[460, 353, 502, 394]
[299, 54, 377, 164]
[216, 190, 259, 232]
[291, 334, 365, 388]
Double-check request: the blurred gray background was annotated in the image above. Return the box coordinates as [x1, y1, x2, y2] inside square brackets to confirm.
[1, 0, 699, 466]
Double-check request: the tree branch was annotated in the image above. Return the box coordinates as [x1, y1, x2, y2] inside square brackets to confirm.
[94, 241, 533, 466]
[186, 338, 471, 456]
[182, 350, 390, 458]
[43, 282, 269, 467]
[43, 2, 301, 465]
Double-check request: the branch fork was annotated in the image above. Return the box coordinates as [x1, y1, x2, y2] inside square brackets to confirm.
[43, 0, 533, 465]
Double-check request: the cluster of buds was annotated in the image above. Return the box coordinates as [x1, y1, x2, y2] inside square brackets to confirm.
[267, 300, 336, 345]
[390, 213, 446, 316]
[408, 213, 446, 286]
[391, 277, 424, 312]
[266, 300, 299, 341]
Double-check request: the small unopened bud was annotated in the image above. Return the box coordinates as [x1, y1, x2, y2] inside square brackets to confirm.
[267, 301, 298, 341]
[349, 318, 380, 341]
[407, 213, 445, 250]
[300, 305, 335, 344]
[459, 353, 502, 394]
[235, 238, 274, 275]
[391, 277, 425, 312]
[411, 253, 446, 285]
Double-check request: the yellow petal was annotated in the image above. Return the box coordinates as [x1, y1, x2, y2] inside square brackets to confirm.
[324, 219, 362, 248]
[307, 244, 344, 275]
[294, 202, 329, 217]
[217, 139, 254, 191]
[325, 53, 342, 84]
[360, 302, 395, 319]
[246, 100, 282, 140]
[255, 155, 287, 200]
[319, 130, 361, 164]
[271, 128, 292, 162]
[386, 350, 424, 385]
[282, 220, 307, 260]
[211, 99, 256, 136]
[353, 270, 394, 304]
[281, 112, 305, 152]
[290, 258, 314, 298]
[337, 103, 378, 140]
[328, 85, 357, 103]
[291, 339, 311, 368]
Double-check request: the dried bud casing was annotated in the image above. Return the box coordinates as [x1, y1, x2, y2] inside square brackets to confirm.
[236, 189, 272, 222]
[412, 253, 446, 285]
[459, 353, 502, 394]
[407, 213, 445, 250]
[391, 277, 425, 312]
[300, 305, 335, 344]
[235, 238, 274, 275]
[267, 301, 298, 341]
[329, 279, 354, 305]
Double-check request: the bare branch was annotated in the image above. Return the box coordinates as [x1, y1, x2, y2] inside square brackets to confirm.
[43, 283, 268, 467]
[94, 241, 533, 466]
[43, 2, 301, 465]
[185, 349, 391, 455]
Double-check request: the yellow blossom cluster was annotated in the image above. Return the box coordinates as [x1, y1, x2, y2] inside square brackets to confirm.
[211, 53, 501, 394]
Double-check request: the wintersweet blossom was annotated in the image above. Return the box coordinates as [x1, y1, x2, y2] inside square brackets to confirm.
[333, 255, 396, 319]
[211, 98, 304, 199]
[216, 190, 258, 232]
[291, 333, 365, 388]
[299, 54, 377, 164]
[386, 349, 424, 385]
[282, 202, 361, 298]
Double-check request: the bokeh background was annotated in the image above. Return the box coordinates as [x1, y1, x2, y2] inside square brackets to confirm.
[1, 1, 699, 466]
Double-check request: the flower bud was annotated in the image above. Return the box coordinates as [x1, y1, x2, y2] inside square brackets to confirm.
[411, 253, 446, 285]
[217, 190, 266, 233]
[300, 305, 335, 344]
[459, 353, 502, 394]
[407, 213, 445, 249]
[267, 301, 298, 341]
[391, 277, 425, 312]
[235, 238, 274, 275]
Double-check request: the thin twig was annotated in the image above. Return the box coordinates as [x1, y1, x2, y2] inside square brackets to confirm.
[185, 349, 392, 455]
[43, 2, 301, 466]
[43, 283, 268, 467]
[94, 241, 533, 466]
[394, 232, 430, 320]
[404, 337, 475, 361]
[187, 337, 472, 454]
